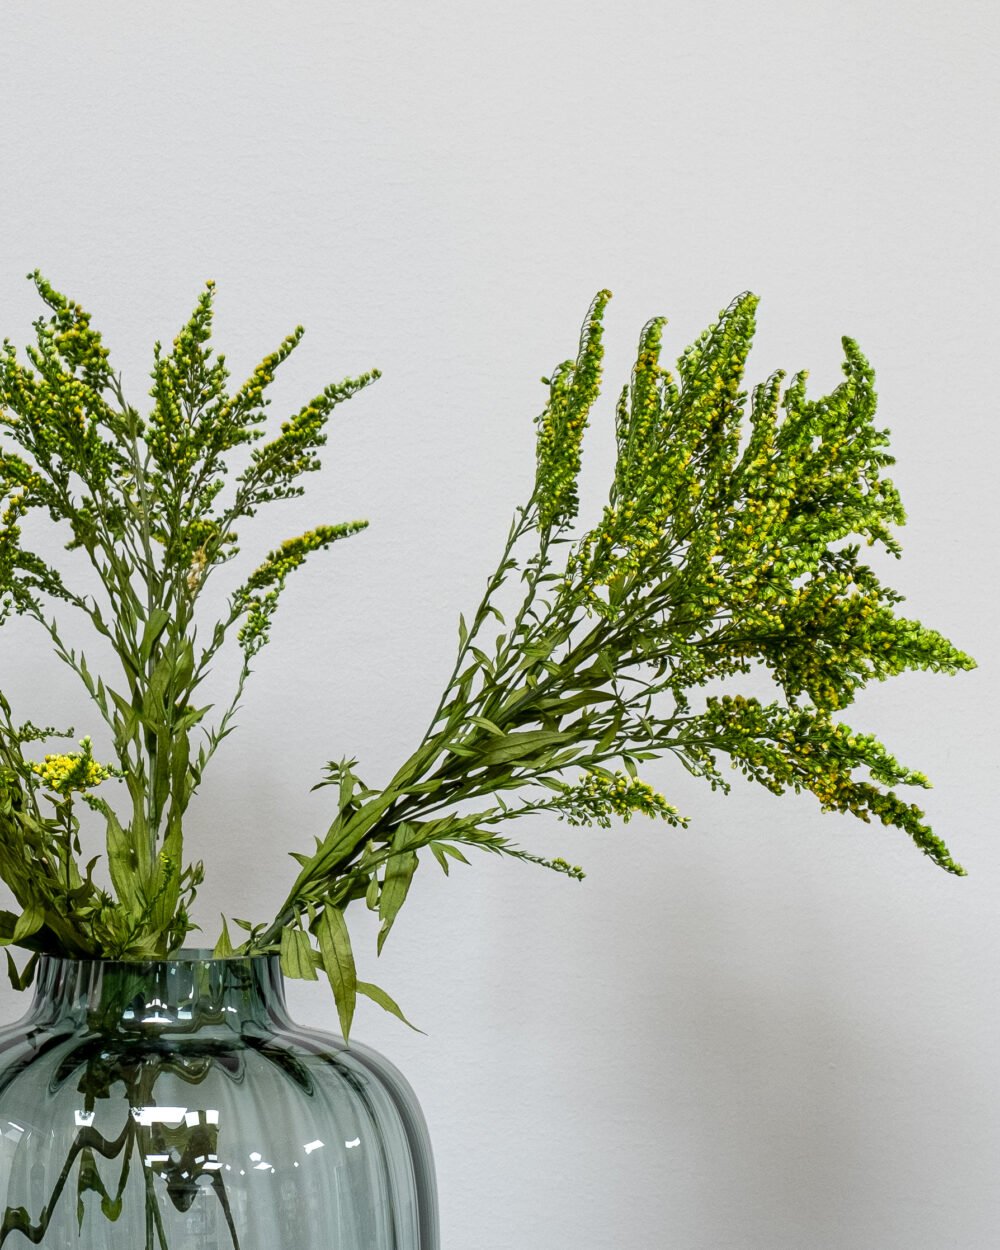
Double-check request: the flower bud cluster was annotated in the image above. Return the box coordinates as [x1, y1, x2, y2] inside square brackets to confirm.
[30, 736, 114, 796]
[533, 289, 611, 530]
[557, 769, 687, 829]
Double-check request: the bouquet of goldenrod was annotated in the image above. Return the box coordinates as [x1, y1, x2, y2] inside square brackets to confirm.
[0, 275, 974, 1036]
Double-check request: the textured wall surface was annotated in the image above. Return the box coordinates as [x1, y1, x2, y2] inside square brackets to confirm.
[0, 2, 996, 1246]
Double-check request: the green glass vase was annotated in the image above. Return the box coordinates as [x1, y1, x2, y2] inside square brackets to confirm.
[0, 951, 439, 1248]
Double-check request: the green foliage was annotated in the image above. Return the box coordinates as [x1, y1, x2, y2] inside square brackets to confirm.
[0, 273, 377, 967]
[0, 275, 976, 1040]
[251, 289, 974, 1035]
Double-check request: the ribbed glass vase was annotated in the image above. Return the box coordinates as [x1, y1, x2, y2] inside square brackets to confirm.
[0, 951, 439, 1248]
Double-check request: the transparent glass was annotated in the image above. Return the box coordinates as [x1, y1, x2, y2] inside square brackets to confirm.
[0, 951, 439, 1248]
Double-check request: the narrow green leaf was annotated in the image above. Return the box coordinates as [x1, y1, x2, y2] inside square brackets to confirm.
[213, 916, 235, 958]
[103, 804, 139, 913]
[12, 902, 45, 943]
[138, 608, 171, 664]
[78, 650, 96, 696]
[336, 765, 357, 815]
[280, 926, 319, 980]
[438, 842, 471, 866]
[144, 654, 174, 725]
[470, 646, 495, 675]
[4, 950, 38, 991]
[149, 811, 183, 931]
[401, 779, 442, 795]
[3, 951, 19, 990]
[378, 836, 419, 955]
[520, 638, 557, 662]
[467, 714, 505, 737]
[318, 906, 357, 1042]
[20, 952, 38, 991]
[535, 690, 617, 715]
[174, 703, 213, 734]
[169, 733, 192, 804]
[475, 728, 570, 767]
[595, 707, 623, 755]
[357, 980, 425, 1034]
[108, 687, 141, 743]
[174, 638, 195, 691]
[152, 727, 173, 818]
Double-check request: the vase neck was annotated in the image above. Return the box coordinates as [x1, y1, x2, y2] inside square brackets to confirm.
[25, 950, 289, 1033]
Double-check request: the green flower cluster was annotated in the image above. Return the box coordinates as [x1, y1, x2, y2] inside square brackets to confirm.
[679, 693, 960, 871]
[555, 769, 687, 828]
[534, 289, 611, 529]
[236, 522, 369, 658]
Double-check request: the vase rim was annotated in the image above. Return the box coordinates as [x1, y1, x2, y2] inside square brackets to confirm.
[27, 947, 289, 1031]
[37, 946, 275, 966]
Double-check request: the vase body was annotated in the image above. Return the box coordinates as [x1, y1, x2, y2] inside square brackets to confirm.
[0, 951, 439, 1249]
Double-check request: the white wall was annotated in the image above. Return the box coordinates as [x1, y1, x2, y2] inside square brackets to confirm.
[0, 2, 996, 1246]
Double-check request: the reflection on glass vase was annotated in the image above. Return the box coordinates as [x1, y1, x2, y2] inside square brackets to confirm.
[0, 951, 439, 1248]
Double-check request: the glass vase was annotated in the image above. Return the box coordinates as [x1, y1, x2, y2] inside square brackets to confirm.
[0, 950, 439, 1248]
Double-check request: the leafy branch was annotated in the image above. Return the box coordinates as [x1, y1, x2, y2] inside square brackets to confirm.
[0, 273, 378, 967]
[247, 289, 974, 1038]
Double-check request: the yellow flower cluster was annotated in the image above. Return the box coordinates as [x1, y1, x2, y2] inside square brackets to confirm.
[30, 737, 113, 795]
